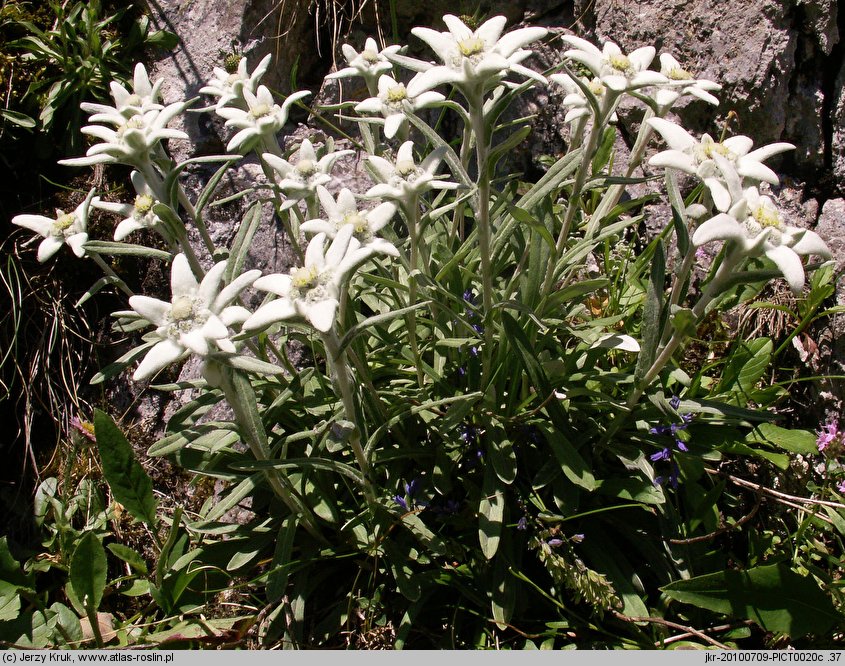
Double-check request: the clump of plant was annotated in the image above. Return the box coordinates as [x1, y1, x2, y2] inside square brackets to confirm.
[1, 0, 176, 153]
[6, 14, 845, 649]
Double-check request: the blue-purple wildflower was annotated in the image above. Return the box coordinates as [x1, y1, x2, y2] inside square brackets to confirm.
[650, 400, 693, 488]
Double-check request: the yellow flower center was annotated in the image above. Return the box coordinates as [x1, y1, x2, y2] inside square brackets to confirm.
[668, 66, 692, 81]
[587, 79, 605, 96]
[249, 103, 273, 119]
[54, 212, 76, 232]
[361, 49, 380, 64]
[752, 203, 782, 230]
[608, 54, 631, 72]
[385, 84, 407, 103]
[697, 139, 730, 161]
[395, 160, 418, 178]
[116, 116, 144, 137]
[170, 295, 195, 322]
[134, 194, 154, 214]
[224, 53, 243, 74]
[291, 265, 319, 290]
[458, 37, 485, 57]
[296, 159, 317, 177]
[343, 211, 369, 235]
[125, 93, 143, 107]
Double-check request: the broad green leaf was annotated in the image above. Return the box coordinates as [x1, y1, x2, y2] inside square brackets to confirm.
[69, 532, 107, 612]
[746, 424, 817, 456]
[662, 563, 842, 638]
[94, 409, 158, 528]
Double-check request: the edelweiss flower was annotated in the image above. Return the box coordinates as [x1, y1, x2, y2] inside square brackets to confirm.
[93, 171, 165, 241]
[354, 74, 445, 139]
[549, 72, 616, 123]
[128, 254, 261, 380]
[561, 36, 667, 92]
[301, 185, 399, 257]
[408, 14, 548, 95]
[59, 104, 189, 168]
[365, 141, 459, 204]
[326, 38, 401, 88]
[647, 118, 795, 211]
[262, 138, 353, 208]
[80, 63, 164, 121]
[243, 225, 375, 333]
[653, 53, 720, 109]
[692, 187, 831, 294]
[12, 190, 97, 262]
[216, 85, 310, 154]
[200, 54, 272, 109]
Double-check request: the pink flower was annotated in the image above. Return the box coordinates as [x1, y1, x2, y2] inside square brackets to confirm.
[817, 421, 841, 453]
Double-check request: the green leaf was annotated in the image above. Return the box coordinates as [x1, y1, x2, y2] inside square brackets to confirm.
[746, 424, 818, 456]
[634, 240, 665, 383]
[479, 463, 505, 560]
[107, 543, 148, 574]
[267, 517, 298, 603]
[69, 532, 107, 612]
[662, 563, 842, 638]
[94, 409, 158, 528]
[83, 240, 172, 261]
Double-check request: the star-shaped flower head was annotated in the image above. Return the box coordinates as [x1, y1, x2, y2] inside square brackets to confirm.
[200, 54, 272, 109]
[80, 63, 165, 122]
[262, 138, 354, 209]
[647, 118, 795, 211]
[365, 140, 459, 205]
[549, 71, 617, 123]
[243, 225, 375, 334]
[93, 171, 166, 241]
[12, 190, 97, 262]
[326, 38, 401, 90]
[59, 103, 190, 168]
[128, 254, 261, 380]
[354, 73, 445, 138]
[301, 185, 399, 258]
[653, 53, 721, 110]
[561, 36, 667, 93]
[408, 14, 548, 96]
[692, 186, 831, 294]
[216, 85, 311, 154]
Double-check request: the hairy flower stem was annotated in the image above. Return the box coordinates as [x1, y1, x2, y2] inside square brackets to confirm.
[321, 330, 376, 504]
[89, 252, 134, 298]
[586, 107, 655, 237]
[218, 366, 325, 541]
[468, 92, 494, 380]
[599, 246, 744, 448]
[542, 93, 619, 299]
[403, 198, 427, 388]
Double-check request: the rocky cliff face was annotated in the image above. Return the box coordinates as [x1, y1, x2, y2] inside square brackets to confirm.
[141, 0, 845, 420]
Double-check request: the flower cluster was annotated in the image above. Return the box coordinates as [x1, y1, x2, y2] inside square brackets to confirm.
[649, 397, 694, 488]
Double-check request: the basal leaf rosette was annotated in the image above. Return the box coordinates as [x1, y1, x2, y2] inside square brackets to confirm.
[693, 187, 831, 294]
[128, 254, 261, 381]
